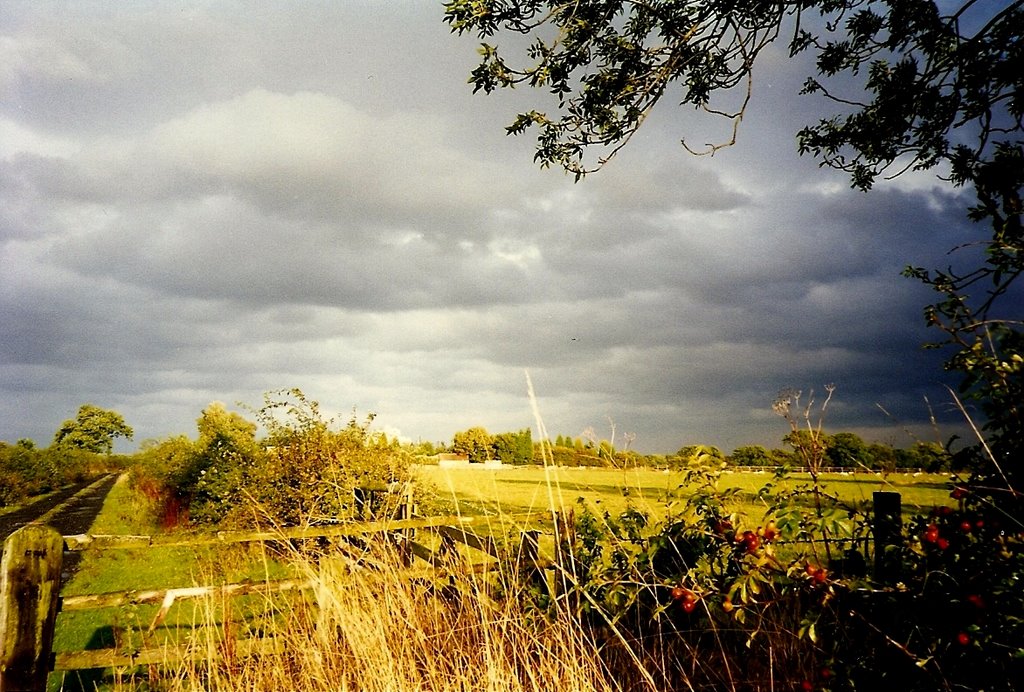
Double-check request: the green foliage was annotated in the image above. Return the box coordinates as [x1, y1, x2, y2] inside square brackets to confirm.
[53, 404, 133, 454]
[0, 441, 53, 504]
[543, 458, 837, 689]
[523, 387, 1020, 691]
[540, 443, 605, 468]
[905, 145, 1023, 503]
[451, 426, 494, 462]
[129, 390, 410, 528]
[181, 402, 262, 525]
[451, 426, 534, 464]
[532, 443, 1019, 690]
[830, 495, 1024, 691]
[492, 428, 533, 464]
[407, 439, 444, 457]
[675, 444, 724, 462]
[248, 389, 410, 526]
[0, 438, 105, 507]
[730, 434, 950, 471]
[825, 432, 868, 468]
[728, 444, 773, 466]
[444, 1, 1021, 188]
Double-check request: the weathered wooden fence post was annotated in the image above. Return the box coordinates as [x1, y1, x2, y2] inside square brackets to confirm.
[518, 530, 548, 596]
[395, 485, 413, 567]
[0, 524, 64, 692]
[872, 491, 902, 584]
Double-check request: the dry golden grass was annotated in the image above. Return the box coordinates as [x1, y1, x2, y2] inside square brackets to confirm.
[146, 544, 643, 692]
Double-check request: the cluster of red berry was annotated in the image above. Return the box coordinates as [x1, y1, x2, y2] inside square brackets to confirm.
[670, 585, 700, 613]
[721, 520, 779, 555]
[920, 495, 991, 552]
[670, 583, 738, 614]
[912, 485, 1020, 662]
[804, 562, 828, 585]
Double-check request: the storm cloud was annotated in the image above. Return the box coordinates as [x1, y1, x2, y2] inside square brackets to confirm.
[0, 2, 970, 453]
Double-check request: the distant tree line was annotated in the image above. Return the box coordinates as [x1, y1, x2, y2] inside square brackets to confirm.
[449, 426, 534, 465]
[441, 429, 955, 472]
[0, 403, 132, 506]
[722, 431, 951, 472]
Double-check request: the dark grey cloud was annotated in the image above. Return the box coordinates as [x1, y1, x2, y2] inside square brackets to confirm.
[0, 2, 975, 453]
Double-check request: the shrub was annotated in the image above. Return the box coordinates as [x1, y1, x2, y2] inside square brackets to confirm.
[241, 389, 411, 527]
[541, 387, 1022, 691]
[129, 390, 411, 529]
[0, 441, 107, 506]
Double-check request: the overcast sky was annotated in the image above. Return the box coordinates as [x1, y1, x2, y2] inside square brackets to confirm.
[1, 1, 980, 454]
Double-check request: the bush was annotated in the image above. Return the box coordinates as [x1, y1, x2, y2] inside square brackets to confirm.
[133, 390, 412, 529]
[541, 390, 1023, 691]
[0, 441, 108, 507]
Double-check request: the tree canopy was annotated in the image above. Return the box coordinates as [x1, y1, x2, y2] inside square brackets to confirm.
[452, 426, 495, 462]
[52, 404, 133, 454]
[444, 0, 1021, 187]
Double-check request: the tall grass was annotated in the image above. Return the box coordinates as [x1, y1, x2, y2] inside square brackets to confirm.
[156, 546, 630, 692]
[123, 517, 834, 692]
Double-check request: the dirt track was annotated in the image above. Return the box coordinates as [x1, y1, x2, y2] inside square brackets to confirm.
[0, 474, 119, 581]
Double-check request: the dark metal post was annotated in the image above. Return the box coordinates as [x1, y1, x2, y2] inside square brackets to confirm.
[872, 491, 902, 584]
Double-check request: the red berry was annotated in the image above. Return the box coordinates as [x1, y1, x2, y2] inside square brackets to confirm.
[682, 600, 697, 613]
[937, 537, 950, 550]
[671, 585, 687, 601]
[814, 568, 827, 584]
[957, 632, 970, 646]
[966, 594, 985, 609]
[721, 597, 734, 613]
[800, 680, 814, 691]
[961, 520, 973, 534]
[951, 487, 968, 500]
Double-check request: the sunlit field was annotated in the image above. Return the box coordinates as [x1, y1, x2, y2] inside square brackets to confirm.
[417, 464, 954, 521]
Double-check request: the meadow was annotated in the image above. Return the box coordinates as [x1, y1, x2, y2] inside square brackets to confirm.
[44, 464, 962, 692]
[417, 464, 953, 521]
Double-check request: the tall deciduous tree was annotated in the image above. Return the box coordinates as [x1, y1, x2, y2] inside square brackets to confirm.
[493, 428, 534, 464]
[452, 426, 495, 462]
[826, 431, 870, 468]
[729, 444, 773, 466]
[52, 404, 133, 454]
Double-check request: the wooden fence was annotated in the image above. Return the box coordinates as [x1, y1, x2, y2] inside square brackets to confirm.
[0, 492, 903, 692]
[0, 507, 554, 692]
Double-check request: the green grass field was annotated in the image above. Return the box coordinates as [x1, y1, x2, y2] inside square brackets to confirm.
[417, 464, 954, 521]
[52, 475, 294, 692]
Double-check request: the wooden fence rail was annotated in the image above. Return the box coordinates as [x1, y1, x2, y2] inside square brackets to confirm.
[0, 510, 550, 691]
[1, 493, 904, 692]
